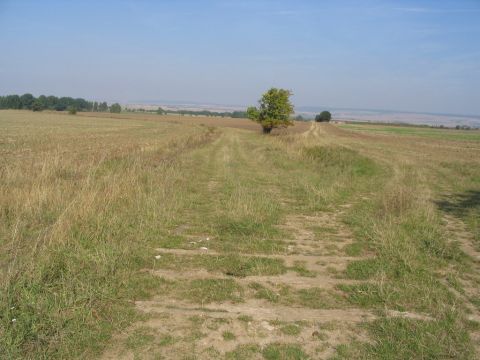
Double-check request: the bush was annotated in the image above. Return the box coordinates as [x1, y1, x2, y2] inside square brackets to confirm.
[110, 103, 122, 113]
[315, 111, 332, 122]
[31, 101, 44, 112]
[68, 107, 77, 115]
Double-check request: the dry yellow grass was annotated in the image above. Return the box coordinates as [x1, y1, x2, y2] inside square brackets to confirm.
[1, 111, 480, 359]
[1, 110, 212, 265]
[75, 110, 311, 133]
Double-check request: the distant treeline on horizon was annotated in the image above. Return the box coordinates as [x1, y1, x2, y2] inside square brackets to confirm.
[0, 93, 121, 112]
[129, 107, 248, 118]
[0, 93, 249, 117]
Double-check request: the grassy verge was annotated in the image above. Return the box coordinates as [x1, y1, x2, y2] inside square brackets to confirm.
[336, 162, 475, 358]
[0, 113, 218, 358]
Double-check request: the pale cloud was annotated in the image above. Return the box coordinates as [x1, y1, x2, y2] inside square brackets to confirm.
[394, 7, 480, 13]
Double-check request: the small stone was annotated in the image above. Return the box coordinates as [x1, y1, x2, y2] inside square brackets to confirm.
[199, 247, 208, 251]
[11, 319, 16, 323]
[206, 237, 210, 241]
[155, 255, 161, 260]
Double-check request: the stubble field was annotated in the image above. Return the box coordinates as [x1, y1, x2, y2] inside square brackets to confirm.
[1, 110, 480, 359]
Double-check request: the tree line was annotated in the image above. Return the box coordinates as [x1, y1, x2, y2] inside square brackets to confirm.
[129, 107, 247, 118]
[1, 91, 334, 127]
[0, 94, 122, 113]
[173, 109, 247, 118]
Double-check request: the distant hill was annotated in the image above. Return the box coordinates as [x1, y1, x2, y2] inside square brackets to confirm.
[126, 100, 480, 128]
[296, 107, 480, 128]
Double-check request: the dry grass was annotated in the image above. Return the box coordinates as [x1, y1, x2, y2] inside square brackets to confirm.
[1, 111, 480, 359]
[74, 110, 311, 134]
[0, 110, 218, 358]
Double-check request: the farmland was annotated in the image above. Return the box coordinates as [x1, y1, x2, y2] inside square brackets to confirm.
[339, 123, 480, 142]
[1, 110, 480, 359]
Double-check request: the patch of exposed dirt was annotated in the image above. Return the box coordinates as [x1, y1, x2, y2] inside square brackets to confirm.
[148, 268, 365, 290]
[444, 215, 480, 263]
[103, 302, 369, 359]
[442, 214, 480, 357]
[153, 247, 358, 270]
[278, 213, 355, 256]
[136, 298, 375, 323]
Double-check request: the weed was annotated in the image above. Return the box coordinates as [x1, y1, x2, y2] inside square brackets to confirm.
[345, 258, 381, 280]
[222, 331, 236, 341]
[225, 344, 261, 359]
[279, 324, 302, 336]
[290, 261, 317, 277]
[237, 315, 253, 322]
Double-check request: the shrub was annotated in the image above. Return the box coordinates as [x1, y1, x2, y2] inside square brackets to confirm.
[31, 101, 44, 112]
[109, 103, 122, 113]
[315, 111, 332, 122]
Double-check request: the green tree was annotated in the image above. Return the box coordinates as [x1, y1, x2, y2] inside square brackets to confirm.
[231, 111, 247, 118]
[93, 102, 98, 112]
[37, 95, 48, 109]
[315, 111, 332, 122]
[99, 102, 108, 112]
[247, 88, 294, 134]
[20, 93, 35, 109]
[157, 107, 165, 115]
[46, 95, 57, 109]
[109, 103, 122, 113]
[31, 100, 44, 112]
[4, 95, 22, 109]
[68, 106, 77, 115]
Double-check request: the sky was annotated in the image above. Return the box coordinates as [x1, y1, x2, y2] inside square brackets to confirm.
[0, 0, 479, 115]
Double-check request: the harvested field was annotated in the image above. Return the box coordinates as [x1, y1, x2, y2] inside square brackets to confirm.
[1, 110, 480, 359]
[75, 111, 311, 134]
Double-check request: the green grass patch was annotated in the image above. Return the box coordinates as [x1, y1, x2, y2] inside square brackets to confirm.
[340, 124, 480, 142]
[333, 315, 474, 359]
[250, 282, 280, 303]
[339, 272, 458, 313]
[304, 146, 378, 177]
[222, 331, 236, 341]
[338, 283, 385, 308]
[262, 343, 309, 360]
[364, 315, 474, 359]
[289, 261, 317, 277]
[345, 258, 382, 280]
[181, 279, 244, 304]
[157, 334, 176, 347]
[279, 323, 302, 336]
[344, 242, 365, 256]
[250, 282, 344, 309]
[237, 315, 253, 323]
[225, 344, 261, 360]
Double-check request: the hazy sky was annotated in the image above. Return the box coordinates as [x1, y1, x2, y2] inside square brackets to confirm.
[1, 0, 479, 114]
